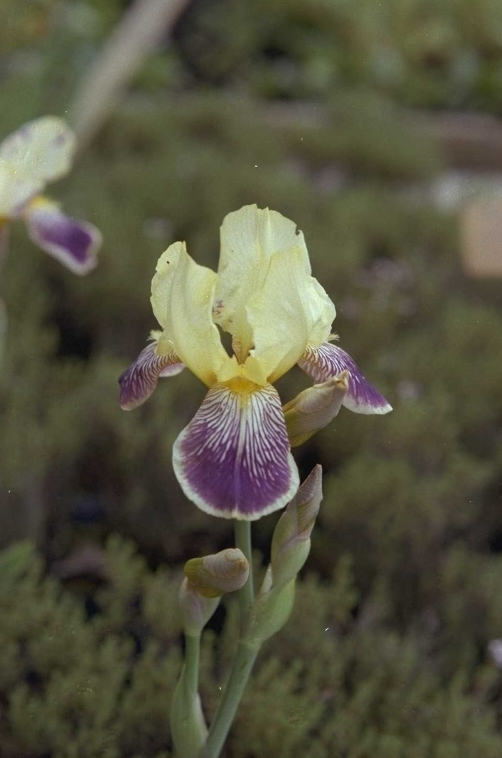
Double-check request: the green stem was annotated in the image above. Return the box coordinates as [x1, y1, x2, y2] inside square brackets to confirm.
[200, 522, 257, 758]
[185, 632, 201, 693]
[234, 520, 254, 619]
[202, 640, 259, 758]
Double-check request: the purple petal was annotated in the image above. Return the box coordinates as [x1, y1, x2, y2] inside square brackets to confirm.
[119, 341, 185, 410]
[24, 199, 101, 275]
[298, 343, 392, 415]
[173, 383, 299, 520]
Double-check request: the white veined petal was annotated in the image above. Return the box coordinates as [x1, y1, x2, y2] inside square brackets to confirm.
[119, 338, 184, 410]
[173, 383, 299, 520]
[298, 343, 392, 415]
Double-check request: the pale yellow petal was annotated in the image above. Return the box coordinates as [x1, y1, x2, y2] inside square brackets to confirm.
[301, 276, 336, 349]
[151, 242, 229, 386]
[0, 117, 75, 182]
[214, 205, 310, 359]
[0, 118, 75, 215]
[0, 163, 41, 216]
[244, 246, 336, 384]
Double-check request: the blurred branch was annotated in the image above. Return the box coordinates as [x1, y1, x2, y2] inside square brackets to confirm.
[68, 0, 191, 153]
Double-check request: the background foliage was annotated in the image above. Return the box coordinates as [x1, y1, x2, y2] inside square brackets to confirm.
[1, 0, 502, 755]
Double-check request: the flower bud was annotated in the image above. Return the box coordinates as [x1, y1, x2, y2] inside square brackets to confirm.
[283, 372, 349, 447]
[178, 577, 220, 636]
[184, 548, 250, 599]
[270, 465, 323, 589]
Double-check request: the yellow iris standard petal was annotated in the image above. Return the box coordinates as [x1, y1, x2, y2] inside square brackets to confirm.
[214, 205, 311, 360]
[304, 277, 337, 348]
[0, 163, 41, 217]
[0, 117, 75, 182]
[0, 117, 75, 216]
[147, 206, 335, 392]
[151, 242, 230, 387]
[244, 245, 336, 384]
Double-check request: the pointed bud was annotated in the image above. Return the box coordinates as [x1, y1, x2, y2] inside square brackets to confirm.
[270, 465, 323, 590]
[184, 548, 250, 599]
[283, 372, 349, 447]
[178, 577, 220, 636]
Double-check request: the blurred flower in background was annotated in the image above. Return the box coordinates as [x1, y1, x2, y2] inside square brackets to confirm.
[0, 116, 101, 274]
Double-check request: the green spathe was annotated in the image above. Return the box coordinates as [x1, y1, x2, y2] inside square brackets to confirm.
[178, 577, 220, 636]
[246, 576, 297, 646]
[170, 651, 208, 758]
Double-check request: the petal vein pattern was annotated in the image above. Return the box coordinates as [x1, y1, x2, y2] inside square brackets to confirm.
[119, 341, 184, 410]
[173, 383, 299, 520]
[298, 343, 392, 414]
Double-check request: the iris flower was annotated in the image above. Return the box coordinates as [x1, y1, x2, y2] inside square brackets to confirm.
[0, 116, 101, 274]
[119, 206, 391, 520]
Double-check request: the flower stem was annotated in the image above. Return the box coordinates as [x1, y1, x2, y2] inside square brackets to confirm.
[171, 630, 207, 758]
[202, 640, 259, 758]
[185, 632, 201, 692]
[200, 521, 258, 758]
[234, 520, 254, 618]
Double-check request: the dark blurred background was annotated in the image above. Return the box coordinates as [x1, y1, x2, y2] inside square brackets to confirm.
[1, 1, 502, 756]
